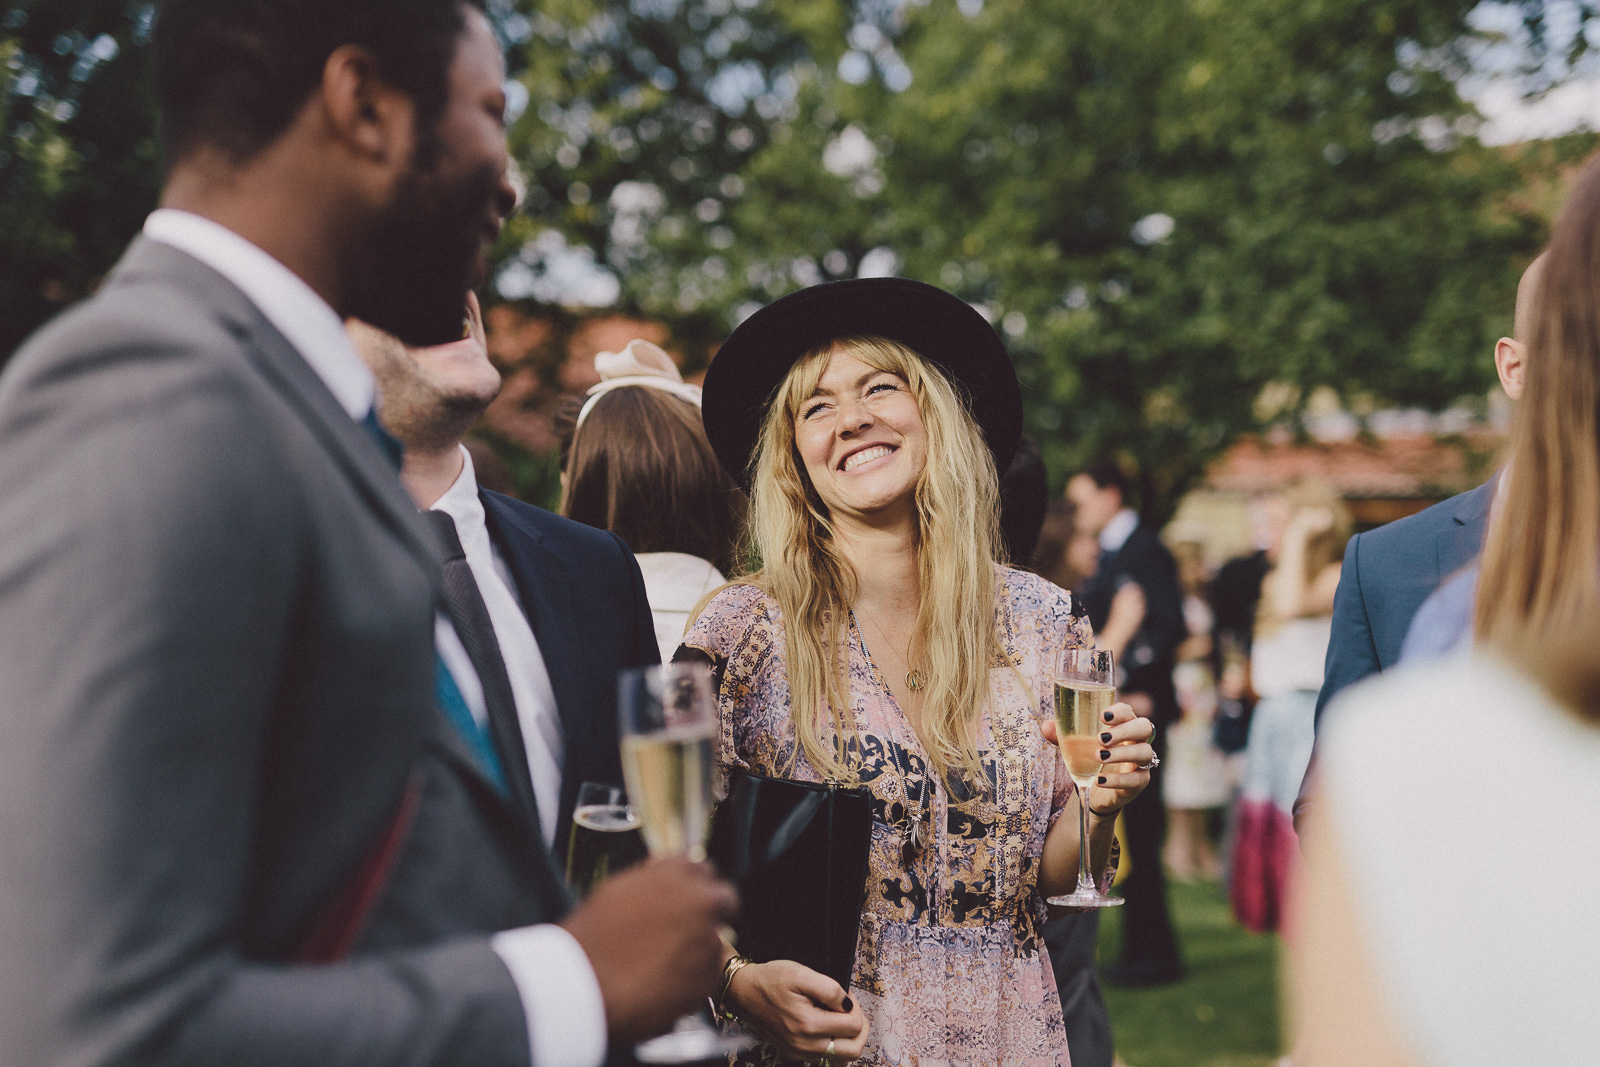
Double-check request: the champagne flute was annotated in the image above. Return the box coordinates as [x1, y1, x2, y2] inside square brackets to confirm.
[1048, 647, 1125, 908]
[617, 663, 750, 1063]
[565, 781, 648, 897]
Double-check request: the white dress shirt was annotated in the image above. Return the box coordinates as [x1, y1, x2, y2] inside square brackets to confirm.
[432, 448, 566, 846]
[1098, 507, 1140, 555]
[142, 210, 605, 1067]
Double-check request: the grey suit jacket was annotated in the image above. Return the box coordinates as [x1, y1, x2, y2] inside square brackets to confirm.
[0, 239, 566, 1066]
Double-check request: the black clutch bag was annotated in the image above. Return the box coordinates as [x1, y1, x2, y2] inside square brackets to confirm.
[707, 769, 873, 989]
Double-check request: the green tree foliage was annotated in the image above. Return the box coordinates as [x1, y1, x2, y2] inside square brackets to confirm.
[4, 0, 1594, 524]
[500, 0, 838, 368]
[1, 1, 159, 360]
[853, 0, 1562, 518]
[508, 0, 1589, 520]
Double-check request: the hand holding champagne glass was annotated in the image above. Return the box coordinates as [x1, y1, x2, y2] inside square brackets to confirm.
[617, 663, 750, 1063]
[1049, 647, 1125, 908]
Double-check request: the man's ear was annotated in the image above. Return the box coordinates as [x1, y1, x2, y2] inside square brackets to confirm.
[319, 43, 414, 165]
[1494, 337, 1526, 402]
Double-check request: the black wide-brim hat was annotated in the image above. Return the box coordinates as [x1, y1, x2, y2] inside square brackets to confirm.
[702, 277, 1023, 488]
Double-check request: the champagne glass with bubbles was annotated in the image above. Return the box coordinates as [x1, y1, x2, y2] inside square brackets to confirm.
[617, 663, 750, 1062]
[565, 782, 647, 897]
[1048, 647, 1125, 908]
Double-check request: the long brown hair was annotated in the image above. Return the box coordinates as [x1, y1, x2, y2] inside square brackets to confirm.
[561, 387, 747, 575]
[1476, 150, 1600, 719]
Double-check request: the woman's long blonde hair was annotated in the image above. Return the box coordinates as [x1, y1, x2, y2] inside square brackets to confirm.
[741, 336, 1004, 784]
[1475, 151, 1600, 720]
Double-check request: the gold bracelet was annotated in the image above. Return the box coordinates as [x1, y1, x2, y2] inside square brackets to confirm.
[715, 955, 753, 1021]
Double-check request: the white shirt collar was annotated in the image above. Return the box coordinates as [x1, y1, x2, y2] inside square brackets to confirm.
[431, 446, 486, 537]
[142, 209, 375, 419]
[1100, 508, 1139, 553]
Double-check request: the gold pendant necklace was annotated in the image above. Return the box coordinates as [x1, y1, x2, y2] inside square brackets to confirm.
[853, 604, 926, 695]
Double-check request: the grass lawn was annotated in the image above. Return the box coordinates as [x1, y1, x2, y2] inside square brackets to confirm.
[1097, 879, 1285, 1067]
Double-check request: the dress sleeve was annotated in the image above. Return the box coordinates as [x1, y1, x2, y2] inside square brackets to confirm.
[682, 584, 772, 797]
[994, 570, 1086, 831]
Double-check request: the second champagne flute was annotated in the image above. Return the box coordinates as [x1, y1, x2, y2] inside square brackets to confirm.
[617, 663, 750, 1063]
[1048, 647, 1125, 908]
[565, 781, 647, 897]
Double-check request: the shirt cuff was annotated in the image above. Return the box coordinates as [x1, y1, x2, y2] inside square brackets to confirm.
[491, 924, 608, 1067]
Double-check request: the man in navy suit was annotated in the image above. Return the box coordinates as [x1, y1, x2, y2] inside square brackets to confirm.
[349, 293, 659, 857]
[1295, 252, 1544, 827]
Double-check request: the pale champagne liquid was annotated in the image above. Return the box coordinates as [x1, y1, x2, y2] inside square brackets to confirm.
[621, 724, 715, 860]
[1055, 681, 1115, 783]
[565, 803, 648, 896]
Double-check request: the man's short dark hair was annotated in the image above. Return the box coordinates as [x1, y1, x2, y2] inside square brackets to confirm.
[1080, 459, 1131, 500]
[153, 0, 487, 166]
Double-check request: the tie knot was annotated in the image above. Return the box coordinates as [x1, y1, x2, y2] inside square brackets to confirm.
[424, 509, 467, 563]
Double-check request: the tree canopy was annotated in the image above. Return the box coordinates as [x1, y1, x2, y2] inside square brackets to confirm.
[506, 0, 1590, 517]
[1, 1, 159, 358]
[3, 0, 1596, 518]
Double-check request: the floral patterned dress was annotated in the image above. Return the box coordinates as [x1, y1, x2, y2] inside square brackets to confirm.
[683, 566, 1097, 1067]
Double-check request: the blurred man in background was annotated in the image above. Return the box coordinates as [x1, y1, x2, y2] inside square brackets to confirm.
[1295, 252, 1545, 829]
[1067, 463, 1186, 987]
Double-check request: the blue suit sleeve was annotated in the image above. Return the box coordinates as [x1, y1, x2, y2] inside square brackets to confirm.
[1296, 534, 1378, 832]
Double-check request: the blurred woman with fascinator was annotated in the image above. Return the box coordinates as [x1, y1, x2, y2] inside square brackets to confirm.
[559, 338, 746, 661]
[682, 278, 1156, 1065]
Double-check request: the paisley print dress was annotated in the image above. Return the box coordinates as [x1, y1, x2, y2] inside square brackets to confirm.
[683, 566, 1097, 1067]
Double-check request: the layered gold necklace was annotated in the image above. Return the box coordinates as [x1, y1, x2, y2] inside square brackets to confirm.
[850, 607, 933, 864]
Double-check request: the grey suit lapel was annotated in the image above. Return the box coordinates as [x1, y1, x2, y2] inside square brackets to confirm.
[111, 238, 438, 576]
[113, 242, 539, 822]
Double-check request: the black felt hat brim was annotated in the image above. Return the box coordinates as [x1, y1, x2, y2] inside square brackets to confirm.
[702, 277, 1022, 488]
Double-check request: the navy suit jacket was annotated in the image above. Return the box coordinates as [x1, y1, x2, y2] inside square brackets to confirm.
[479, 489, 660, 858]
[1312, 477, 1495, 726]
[1295, 478, 1494, 828]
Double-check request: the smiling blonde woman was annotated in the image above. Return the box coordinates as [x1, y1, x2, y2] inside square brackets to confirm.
[683, 278, 1157, 1067]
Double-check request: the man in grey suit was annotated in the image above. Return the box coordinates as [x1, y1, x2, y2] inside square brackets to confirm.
[0, 2, 735, 1065]
[1294, 252, 1544, 828]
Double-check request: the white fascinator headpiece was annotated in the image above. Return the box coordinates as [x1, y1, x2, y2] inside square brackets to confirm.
[575, 339, 703, 429]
